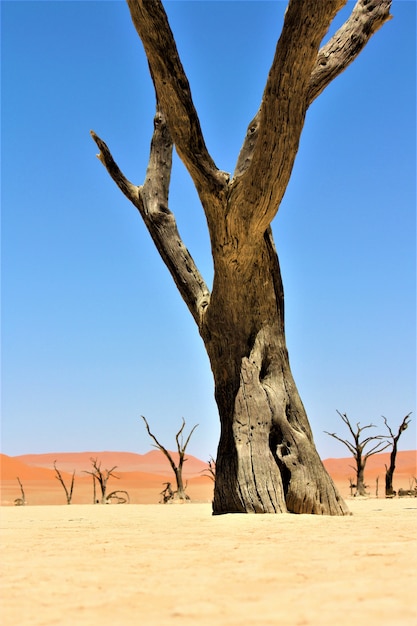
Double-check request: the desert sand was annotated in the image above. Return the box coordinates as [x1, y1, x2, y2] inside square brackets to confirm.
[1, 498, 416, 626]
[1, 451, 416, 625]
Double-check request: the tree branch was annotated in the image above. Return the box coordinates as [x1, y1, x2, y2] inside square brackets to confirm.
[90, 130, 140, 206]
[141, 415, 178, 475]
[324, 431, 357, 456]
[382, 415, 395, 439]
[337, 410, 359, 441]
[232, 0, 392, 232]
[364, 440, 391, 459]
[230, 0, 345, 232]
[383, 412, 412, 444]
[182, 423, 199, 453]
[307, 0, 393, 104]
[126, 0, 228, 203]
[91, 109, 210, 328]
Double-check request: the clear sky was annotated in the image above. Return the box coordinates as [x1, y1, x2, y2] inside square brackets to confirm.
[1, 1, 416, 462]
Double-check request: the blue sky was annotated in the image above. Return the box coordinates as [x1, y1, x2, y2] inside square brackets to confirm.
[1, 1, 416, 462]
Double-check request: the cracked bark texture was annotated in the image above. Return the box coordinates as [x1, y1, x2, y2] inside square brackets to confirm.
[92, 0, 392, 514]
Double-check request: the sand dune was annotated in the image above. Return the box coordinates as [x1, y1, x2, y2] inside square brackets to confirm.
[0, 452, 214, 506]
[13, 449, 209, 476]
[1, 451, 416, 624]
[1, 450, 415, 506]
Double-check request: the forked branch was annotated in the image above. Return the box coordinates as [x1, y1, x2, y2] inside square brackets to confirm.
[54, 460, 75, 505]
[91, 108, 210, 328]
[233, 0, 392, 232]
[126, 0, 228, 201]
[308, 0, 393, 104]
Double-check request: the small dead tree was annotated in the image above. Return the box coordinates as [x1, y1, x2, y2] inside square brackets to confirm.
[84, 458, 119, 504]
[348, 477, 356, 498]
[325, 411, 390, 496]
[141, 415, 198, 502]
[54, 461, 75, 505]
[14, 477, 26, 506]
[382, 413, 412, 497]
[159, 482, 175, 504]
[106, 490, 130, 504]
[201, 456, 216, 482]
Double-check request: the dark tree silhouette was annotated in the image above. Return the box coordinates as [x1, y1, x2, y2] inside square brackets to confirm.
[84, 458, 119, 504]
[14, 477, 26, 506]
[141, 415, 198, 502]
[54, 461, 75, 505]
[92, 0, 392, 514]
[382, 413, 412, 497]
[106, 490, 130, 504]
[201, 457, 216, 483]
[325, 411, 390, 496]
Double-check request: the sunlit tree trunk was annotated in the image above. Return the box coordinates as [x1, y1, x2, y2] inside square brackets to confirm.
[203, 230, 347, 514]
[92, 0, 393, 515]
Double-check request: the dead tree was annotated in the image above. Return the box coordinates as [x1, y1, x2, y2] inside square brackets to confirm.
[106, 490, 130, 504]
[159, 482, 175, 504]
[201, 457, 216, 483]
[382, 413, 412, 497]
[14, 477, 26, 506]
[54, 461, 75, 505]
[84, 458, 119, 504]
[348, 477, 356, 498]
[141, 415, 198, 502]
[325, 411, 390, 496]
[92, 0, 393, 514]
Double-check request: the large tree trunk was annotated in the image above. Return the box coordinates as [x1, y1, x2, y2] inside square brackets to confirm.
[203, 229, 349, 515]
[93, 0, 392, 516]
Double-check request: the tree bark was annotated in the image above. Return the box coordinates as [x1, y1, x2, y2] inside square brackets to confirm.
[92, 0, 392, 515]
[202, 228, 348, 514]
[355, 455, 367, 496]
[383, 414, 412, 497]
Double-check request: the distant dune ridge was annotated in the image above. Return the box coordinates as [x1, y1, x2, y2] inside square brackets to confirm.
[0, 449, 415, 506]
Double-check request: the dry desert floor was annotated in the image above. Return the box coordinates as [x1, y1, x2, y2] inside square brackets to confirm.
[1, 498, 416, 626]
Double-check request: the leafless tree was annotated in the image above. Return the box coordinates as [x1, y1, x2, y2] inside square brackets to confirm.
[54, 461, 75, 505]
[106, 490, 130, 504]
[201, 457, 216, 483]
[91, 0, 392, 514]
[141, 415, 198, 502]
[84, 458, 119, 504]
[325, 411, 390, 496]
[14, 477, 26, 506]
[348, 477, 356, 498]
[382, 413, 412, 497]
[159, 482, 175, 504]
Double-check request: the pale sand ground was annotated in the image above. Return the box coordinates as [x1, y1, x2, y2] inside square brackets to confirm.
[1, 498, 416, 626]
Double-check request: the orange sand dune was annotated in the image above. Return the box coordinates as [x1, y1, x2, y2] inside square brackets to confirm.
[0, 454, 66, 481]
[323, 449, 416, 488]
[1, 450, 415, 505]
[14, 449, 207, 477]
[0, 453, 214, 505]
